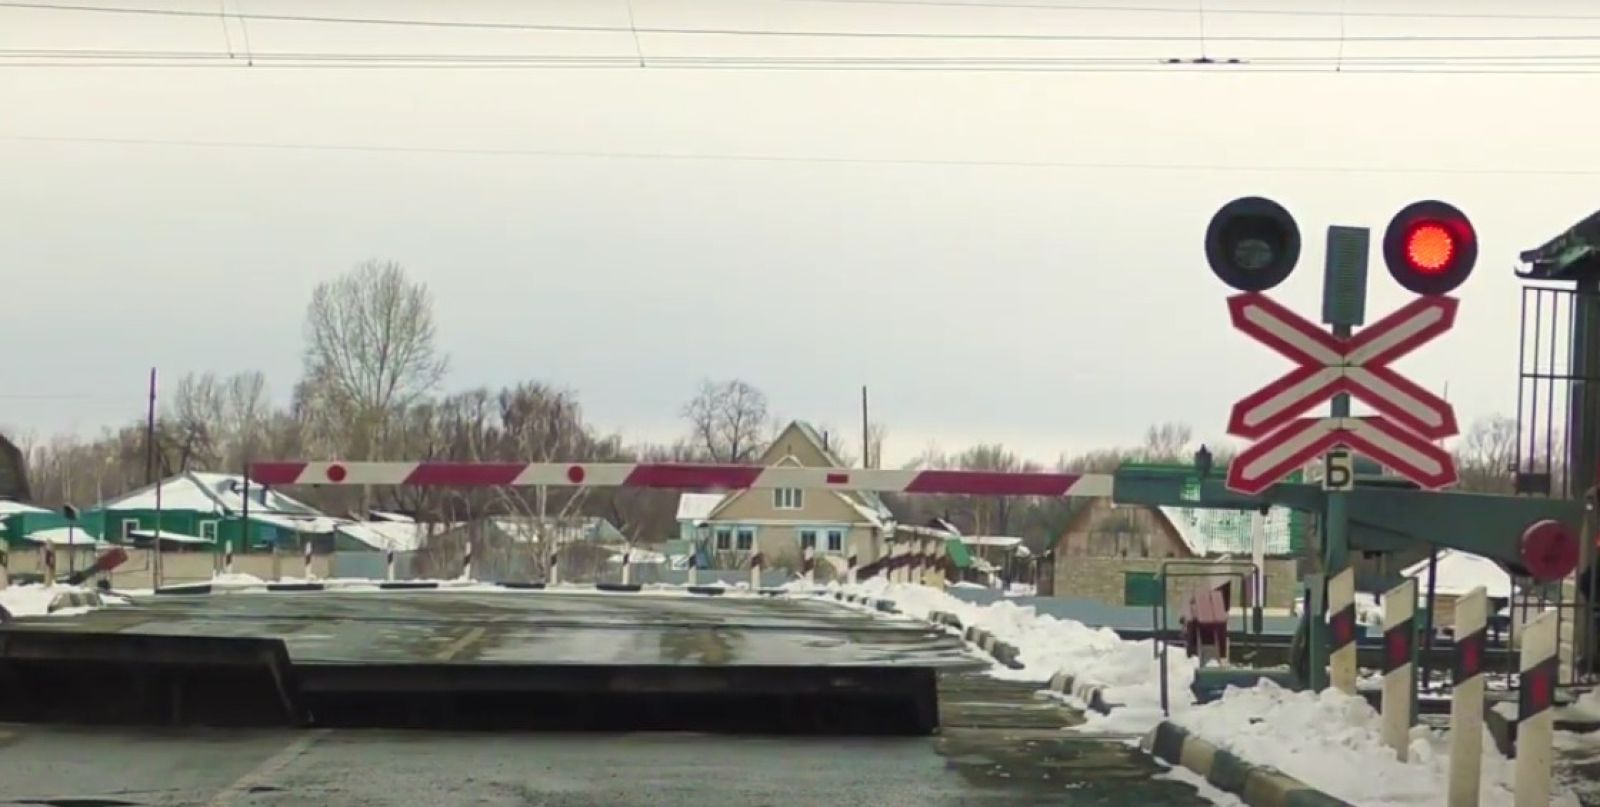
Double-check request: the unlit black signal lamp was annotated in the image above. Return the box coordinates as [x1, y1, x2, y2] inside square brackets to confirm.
[1382, 200, 1477, 296]
[1205, 196, 1302, 292]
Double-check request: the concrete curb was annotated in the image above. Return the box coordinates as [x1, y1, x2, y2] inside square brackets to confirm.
[1045, 670, 1122, 716]
[1143, 721, 1354, 807]
[47, 591, 104, 613]
[918, 610, 1025, 671]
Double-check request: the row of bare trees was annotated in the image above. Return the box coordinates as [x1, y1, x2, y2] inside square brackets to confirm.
[2, 259, 1528, 549]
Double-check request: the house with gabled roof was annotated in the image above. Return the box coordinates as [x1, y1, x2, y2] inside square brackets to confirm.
[1039, 498, 1303, 610]
[675, 421, 894, 575]
[88, 471, 342, 550]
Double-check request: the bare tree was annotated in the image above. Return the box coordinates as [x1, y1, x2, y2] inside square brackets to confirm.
[1455, 414, 1517, 494]
[682, 379, 771, 462]
[1140, 422, 1194, 463]
[301, 259, 448, 461]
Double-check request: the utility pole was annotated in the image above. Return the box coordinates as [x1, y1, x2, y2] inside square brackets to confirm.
[861, 386, 870, 469]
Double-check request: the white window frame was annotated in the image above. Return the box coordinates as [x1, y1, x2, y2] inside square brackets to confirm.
[199, 520, 219, 541]
[736, 528, 755, 551]
[122, 518, 141, 541]
[826, 530, 845, 553]
[773, 488, 803, 510]
[799, 529, 818, 551]
[715, 528, 733, 551]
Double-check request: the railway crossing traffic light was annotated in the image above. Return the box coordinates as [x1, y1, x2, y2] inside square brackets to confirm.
[1382, 200, 1478, 295]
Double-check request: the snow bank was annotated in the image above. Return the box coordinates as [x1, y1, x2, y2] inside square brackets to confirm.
[211, 572, 268, 587]
[841, 578, 1197, 724]
[0, 584, 111, 619]
[1173, 679, 1576, 807]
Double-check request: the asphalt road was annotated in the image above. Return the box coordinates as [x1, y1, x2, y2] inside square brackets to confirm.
[0, 590, 1223, 805]
[8, 589, 972, 666]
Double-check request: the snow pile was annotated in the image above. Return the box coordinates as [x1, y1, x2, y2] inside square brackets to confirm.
[1174, 679, 1576, 807]
[841, 578, 1196, 724]
[1566, 687, 1600, 721]
[0, 584, 113, 619]
[211, 572, 268, 587]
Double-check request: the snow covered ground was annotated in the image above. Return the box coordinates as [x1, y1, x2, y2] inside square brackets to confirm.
[1171, 680, 1579, 807]
[836, 578, 1197, 731]
[0, 584, 122, 618]
[830, 579, 1589, 806]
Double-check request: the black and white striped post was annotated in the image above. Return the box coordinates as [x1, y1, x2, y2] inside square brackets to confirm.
[386, 549, 396, 582]
[302, 539, 313, 581]
[1381, 577, 1417, 759]
[462, 539, 474, 581]
[1514, 610, 1558, 806]
[686, 551, 698, 587]
[749, 552, 764, 589]
[847, 551, 858, 586]
[1328, 567, 1359, 694]
[1448, 586, 1488, 807]
[44, 543, 56, 587]
[801, 545, 815, 586]
[621, 548, 632, 586]
[224, 540, 235, 576]
[0, 546, 9, 591]
[549, 552, 560, 586]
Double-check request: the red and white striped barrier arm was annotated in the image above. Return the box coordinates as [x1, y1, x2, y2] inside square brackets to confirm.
[251, 461, 1112, 497]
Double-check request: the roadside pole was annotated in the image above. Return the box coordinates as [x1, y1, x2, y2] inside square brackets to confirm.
[1250, 510, 1266, 633]
[750, 552, 763, 590]
[1514, 610, 1558, 806]
[1381, 577, 1417, 759]
[386, 549, 395, 582]
[1448, 586, 1487, 807]
[847, 551, 858, 586]
[0, 546, 8, 590]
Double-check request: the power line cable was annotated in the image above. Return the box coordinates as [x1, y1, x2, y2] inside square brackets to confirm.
[7, 1, 1600, 43]
[767, 0, 1600, 23]
[4, 132, 1599, 176]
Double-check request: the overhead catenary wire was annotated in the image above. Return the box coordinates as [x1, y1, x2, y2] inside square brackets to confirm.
[9, 1, 1600, 43]
[3, 133, 1599, 177]
[768, 0, 1600, 22]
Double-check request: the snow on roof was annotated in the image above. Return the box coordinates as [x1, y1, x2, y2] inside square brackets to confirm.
[249, 512, 343, 535]
[675, 493, 725, 522]
[22, 527, 111, 547]
[963, 535, 1025, 549]
[1159, 506, 1295, 557]
[841, 494, 890, 528]
[337, 520, 446, 552]
[1402, 550, 1512, 598]
[0, 500, 48, 517]
[100, 472, 321, 517]
[129, 529, 211, 545]
[895, 523, 960, 539]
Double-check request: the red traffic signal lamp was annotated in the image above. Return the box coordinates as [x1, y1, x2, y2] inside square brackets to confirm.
[1205, 196, 1301, 292]
[1382, 200, 1477, 295]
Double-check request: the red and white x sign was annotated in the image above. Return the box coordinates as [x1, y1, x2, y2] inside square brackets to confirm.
[1227, 416, 1458, 495]
[1227, 293, 1459, 441]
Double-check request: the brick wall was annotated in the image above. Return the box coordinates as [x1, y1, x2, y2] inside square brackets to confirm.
[1051, 555, 1298, 610]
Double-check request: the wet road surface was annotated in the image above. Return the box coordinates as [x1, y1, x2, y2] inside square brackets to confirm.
[5, 589, 972, 666]
[0, 590, 1222, 805]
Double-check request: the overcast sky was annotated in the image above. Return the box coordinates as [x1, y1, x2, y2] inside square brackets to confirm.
[2, 0, 1598, 466]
